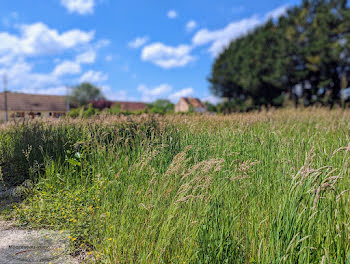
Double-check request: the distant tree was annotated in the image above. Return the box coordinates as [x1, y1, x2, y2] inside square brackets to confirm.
[71, 83, 105, 106]
[148, 99, 174, 114]
[204, 102, 217, 112]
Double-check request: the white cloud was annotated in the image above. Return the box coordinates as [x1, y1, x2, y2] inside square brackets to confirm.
[141, 43, 195, 69]
[128, 36, 149, 49]
[23, 85, 68, 95]
[138, 83, 172, 102]
[202, 95, 221, 105]
[167, 10, 178, 19]
[0, 55, 15, 65]
[0, 22, 110, 96]
[79, 70, 108, 83]
[0, 57, 88, 95]
[186, 20, 197, 32]
[95, 39, 110, 49]
[0, 33, 21, 55]
[53, 60, 81, 76]
[192, 16, 261, 57]
[99, 84, 111, 93]
[53, 49, 97, 77]
[76, 50, 96, 64]
[0, 60, 31, 83]
[20, 23, 94, 55]
[0, 23, 94, 57]
[192, 5, 289, 57]
[0, 59, 59, 93]
[169, 87, 194, 102]
[60, 0, 95, 15]
[265, 5, 289, 20]
[136, 83, 196, 102]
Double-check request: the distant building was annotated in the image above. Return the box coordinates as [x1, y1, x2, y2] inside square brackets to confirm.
[90, 100, 147, 112]
[175, 97, 207, 113]
[112, 101, 147, 112]
[0, 92, 67, 121]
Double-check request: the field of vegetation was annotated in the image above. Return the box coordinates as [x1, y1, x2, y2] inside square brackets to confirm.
[0, 109, 350, 263]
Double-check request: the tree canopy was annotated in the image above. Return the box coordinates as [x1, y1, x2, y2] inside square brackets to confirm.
[209, 0, 350, 110]
[71, 82, 105, 106]
[147, 99, 175, 114]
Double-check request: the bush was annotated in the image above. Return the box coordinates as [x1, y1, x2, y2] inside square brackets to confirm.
[67, 108, 82, 118]
[82, 104, 99, 118]
[67, 104, 100, 118]
[216, 99, 250, 113]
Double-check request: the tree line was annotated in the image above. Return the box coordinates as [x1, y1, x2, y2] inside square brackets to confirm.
[70, 82, 175, 115]
[209, 0, 350, 111]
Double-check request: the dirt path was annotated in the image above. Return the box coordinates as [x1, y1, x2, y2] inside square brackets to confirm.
[0, 187, 79, 264]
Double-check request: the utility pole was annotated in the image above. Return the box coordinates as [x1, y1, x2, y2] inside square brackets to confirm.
[3, 75, 8, 122]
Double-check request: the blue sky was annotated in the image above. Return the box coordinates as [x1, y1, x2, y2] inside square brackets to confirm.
[0, 0, 301, 103]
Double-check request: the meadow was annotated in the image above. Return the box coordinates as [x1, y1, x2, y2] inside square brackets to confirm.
[0, 109, 349, 263]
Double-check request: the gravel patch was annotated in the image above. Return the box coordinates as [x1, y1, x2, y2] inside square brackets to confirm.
[0, 184, 79, 264]
[0, 221, 78, 264]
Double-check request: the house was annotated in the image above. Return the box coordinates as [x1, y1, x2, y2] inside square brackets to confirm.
[0, 92, 67, 121]
[175, 97, 207, 113]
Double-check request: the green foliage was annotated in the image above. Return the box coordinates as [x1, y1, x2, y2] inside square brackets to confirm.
[103, 103, 149, 116]
[82, 104, 99, 118]
[2, 110, 350, 263]
[147, 99, 174, 114]
[0, 122, 79, 186]
[67, 107, 82, 118]
[67, 104, 100, 118]
[106, 103, 121, 115]
[216, 99, 256, 114]
[188, 104, 195, 113]
[196, 199, 245, 263]
[210, 0, 350, 109]
[272, 94, 285, 107]
[204, 102, 217, 112]
[71, 82, 105, 106]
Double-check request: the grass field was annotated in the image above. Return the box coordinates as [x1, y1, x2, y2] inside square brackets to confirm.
[0, 109, 350, 263]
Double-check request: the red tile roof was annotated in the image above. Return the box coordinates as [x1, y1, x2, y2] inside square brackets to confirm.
[0, 92, 67, 112]
[181, 97, 206, 108]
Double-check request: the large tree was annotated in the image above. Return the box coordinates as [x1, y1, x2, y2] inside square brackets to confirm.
[209, 21, 287, 109]
[209, 0, 350, 110]
[71, 82, 105, 106]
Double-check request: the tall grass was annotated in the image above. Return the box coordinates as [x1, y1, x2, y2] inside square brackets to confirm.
[1, 109, 349, 263]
